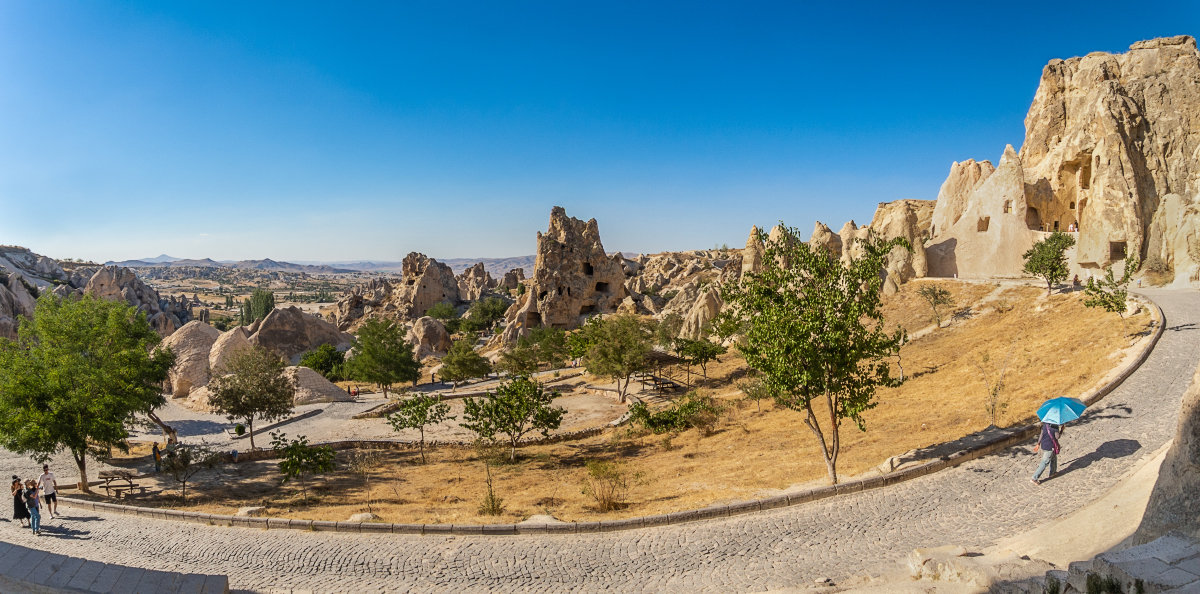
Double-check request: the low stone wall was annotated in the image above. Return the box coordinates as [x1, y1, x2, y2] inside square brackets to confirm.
[61, 299, 1165, 535]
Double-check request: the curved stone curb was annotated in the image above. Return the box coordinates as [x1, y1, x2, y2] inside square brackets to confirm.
[352, 370, 588, 419]
[64, 299, 1165, 536]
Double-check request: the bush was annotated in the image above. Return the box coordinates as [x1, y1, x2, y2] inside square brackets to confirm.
[628, 391, 723, 435]
[581, 460, 632, 511]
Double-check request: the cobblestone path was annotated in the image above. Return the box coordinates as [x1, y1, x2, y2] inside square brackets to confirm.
[1, 290, 1196, 593]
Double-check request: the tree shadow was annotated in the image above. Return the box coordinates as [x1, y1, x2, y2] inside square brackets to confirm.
[1064, 403, 1133, 428]
[1049, 438, 1141, 481]
[167, 419, 229, 438]
[952, 306, 975, 322]
[1168, 323, 1197, 332]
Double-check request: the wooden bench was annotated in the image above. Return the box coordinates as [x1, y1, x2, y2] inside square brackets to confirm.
[98, 470, 141, 498]
[108, 485, 148, 499]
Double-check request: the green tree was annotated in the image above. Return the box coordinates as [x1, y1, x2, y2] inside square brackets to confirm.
[678, 338, 726, 378]
[1023, 231, 1077, 294]
[440, 339, 493, 388]
[496, 342, 539, 377]
[579, 314, 653, 403]
[299, 343, 345, 380]
[1084, 251, 1142, 318]
[0, 294, 175, 492]
[161, 443, 218, 504]
[208, 345, 297, 450]
[461, 297, 508, 333]
[386, 394, 455, 463]
[917, 285, 954, 328]
[426, 301, 458, 322]
[460, 376, 565, 461]
[247, 288, 276, 323]
[654, 312, 684, 349]
[528, 326, 568, 369]
[345, 318, 420, 396]
[270, 431, 335, 503]
[717, 224, 908, 485]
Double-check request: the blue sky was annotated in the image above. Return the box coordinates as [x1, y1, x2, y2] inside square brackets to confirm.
[1, 2, 1196, 263]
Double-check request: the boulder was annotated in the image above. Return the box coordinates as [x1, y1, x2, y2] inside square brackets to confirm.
[236, 506, 267, 517]
[0, 272, 37, 340]
[1136, 359, 1200, 543]
[408, 316, 452, 359]
[162, 321, 220, 398]
[808, 221, 842, 257]
[284, 366, 352, 405]
[679, 288, 722, 340]
[209, 327, 253, 374]
[247, 306, 353, 364]
[503, 207, 626, 342]
[867, 199, 935, 294]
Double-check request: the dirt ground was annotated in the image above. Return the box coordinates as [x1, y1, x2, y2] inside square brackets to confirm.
[92, 280, 1154, 525]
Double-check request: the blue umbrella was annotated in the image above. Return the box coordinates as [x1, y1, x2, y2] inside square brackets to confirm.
[1037, 397, 1087, 425]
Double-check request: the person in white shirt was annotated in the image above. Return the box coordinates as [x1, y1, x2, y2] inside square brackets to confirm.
[37, 465, 57, 519]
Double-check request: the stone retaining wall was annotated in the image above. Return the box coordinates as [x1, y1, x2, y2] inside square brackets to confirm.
[61, 299, 1164, 535]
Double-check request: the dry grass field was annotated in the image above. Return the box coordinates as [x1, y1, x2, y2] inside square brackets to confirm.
[100, 280, 1153, 524]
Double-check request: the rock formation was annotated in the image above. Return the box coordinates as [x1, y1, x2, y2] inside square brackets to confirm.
[869, 199, 935, 293]
[740, 226, 764, 278]
[498, 268, 526, 291]
[84, 266, 191, 336]
[679, 288, 722, 340]
[408, 316, 452, 359]
[284, 366, 353, 405]
[0, 271, 37, 340]
[926, 35, 1200, 284]
[456, 262, 496, 301]
[209, 326, 253, 374]
[808, 221, 842, 257]
[330, 253, 461, 330]
[503, 207, 626, 342]
[162, 321, 219, 398]
[1136, 359, 1200, 543]
[247, 306, 353, 364]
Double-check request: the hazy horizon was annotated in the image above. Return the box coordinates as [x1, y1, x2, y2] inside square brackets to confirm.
[3, 2, 1195, 264]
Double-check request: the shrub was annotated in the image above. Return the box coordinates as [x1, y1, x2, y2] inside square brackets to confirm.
[581, 460, 631, 511]
[628, 391, 723, 435]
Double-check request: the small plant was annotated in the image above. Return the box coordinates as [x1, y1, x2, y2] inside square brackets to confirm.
[347, 449, 384, 513]
[475, 441, 505, 516]
[581, 460, 632, 511]
[1023, 231, 1076, 294]
[975, 346, 1016, 427]
[917, 285, 954, 327]
[161, 443, 218, 504]
[737, 376, 772, 412]
[1085, 572, 1124, 594]
[1044, 576, 1061, 594]
[271, 431, 336, 503]
[460, 376, 565, 462]
[235, 424, 246, 436]
[387, 394, 455, 463]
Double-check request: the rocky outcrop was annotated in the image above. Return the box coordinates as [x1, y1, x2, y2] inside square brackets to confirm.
[162, 321, 219, 398]
[209, 326, 253, 374]
[0, 271, 37, 339]
[84, 266, 192, 336]
[1136, 360, 1200, 543]
[679, 288, 722, 340]
[330, 253, 461, 330]
[284, 366, 353, 405]
[926, 35, 1200, 284]
[247, 306, 353, 364]
[0, 246, 70, 287]
[456, 262, 496, 301]
[503, 207, 626, 342]
[408, 316, 452, 359]
[926, 146, 1041, 278]
[741, 226, 764, 278]
[808, 222, 842, 257]
[498, 268, 526, 291]
[869, 199, 935, 294]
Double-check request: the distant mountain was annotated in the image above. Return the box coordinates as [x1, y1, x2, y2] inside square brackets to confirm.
[104, 257, 353, 274]
[315, 256, 537, 277]
[143, 254, 179, 264]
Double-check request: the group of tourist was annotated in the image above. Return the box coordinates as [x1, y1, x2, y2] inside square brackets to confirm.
[10, 464, 58, 536]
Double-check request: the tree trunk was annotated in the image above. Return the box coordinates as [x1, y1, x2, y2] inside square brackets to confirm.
[418, 428, 427, 464]
[247, 417, 256, 450]
[147, 410, 178, 444]
[72, 449, 91, 493]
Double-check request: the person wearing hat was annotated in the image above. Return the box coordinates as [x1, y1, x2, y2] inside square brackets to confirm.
[10, 476, 28, 527]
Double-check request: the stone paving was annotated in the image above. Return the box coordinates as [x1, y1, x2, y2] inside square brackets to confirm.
[0, 289, 1195, 593]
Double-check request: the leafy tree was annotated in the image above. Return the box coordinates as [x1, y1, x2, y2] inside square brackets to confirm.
[717, 224, 908, 485]
[208, 345, 297, 450]
[527, 326, 568, 369]
[224, 295, 234, 309]
[462, 297, 508, 332]
[678, 338, 726, 378]
[440, 339, 493, 388]
[161, 443, 218, 504]
[579, 314, 654, 403]
[0, 294, 175, 492]
[1023, 231, 1077, 294]
[460, 376, 565, 461]
[496, 342, 539, 377]
[248, 288, 276, 323]
[387, 394, 455, 463]
[654, 312, 684, 349]
[345, 318, 420, 396]
[566, 315, 605, 359]
[917, 285, 954, 328]
[299, 343, 345, 381]
[270, 431, 335, 503]
[347, 449, 383, 513]
[426, 301, 458, 322]
[1084, 251, 1142, 318]
[628, 391, 723, 434]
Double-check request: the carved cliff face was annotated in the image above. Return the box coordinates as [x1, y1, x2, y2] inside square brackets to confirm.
[503, 206, 626, 342]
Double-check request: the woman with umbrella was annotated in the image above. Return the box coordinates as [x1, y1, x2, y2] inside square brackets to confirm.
[1032, 397, 1086, 484]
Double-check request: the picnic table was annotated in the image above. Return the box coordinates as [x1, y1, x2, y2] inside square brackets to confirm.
[98, 469, 146, 498]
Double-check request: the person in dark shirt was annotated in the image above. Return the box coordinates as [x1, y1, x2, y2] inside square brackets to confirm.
[1031, 422, 1064, 484]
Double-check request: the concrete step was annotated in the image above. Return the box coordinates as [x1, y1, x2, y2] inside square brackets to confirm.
[0, 539, 228, 593]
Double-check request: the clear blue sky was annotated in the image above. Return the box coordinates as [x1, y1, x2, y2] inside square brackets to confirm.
[1, 2, 1195, 263]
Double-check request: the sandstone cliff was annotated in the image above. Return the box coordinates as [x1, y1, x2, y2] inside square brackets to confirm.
[331, 252, 462, 330]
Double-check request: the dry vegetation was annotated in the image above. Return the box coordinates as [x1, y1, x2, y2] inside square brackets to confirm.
[98, 280, 1153, 524]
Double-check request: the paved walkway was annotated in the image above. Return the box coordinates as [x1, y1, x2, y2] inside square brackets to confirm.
[0, 289, 1195, 593]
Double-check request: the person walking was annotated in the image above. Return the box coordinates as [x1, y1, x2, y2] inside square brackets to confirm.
[37, 465, 57, 518]
[23, 480, 40, 535]
[1032, 422, 1064, 484]
[10, 476, 28, 528]
[152, 442, 162, 473]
